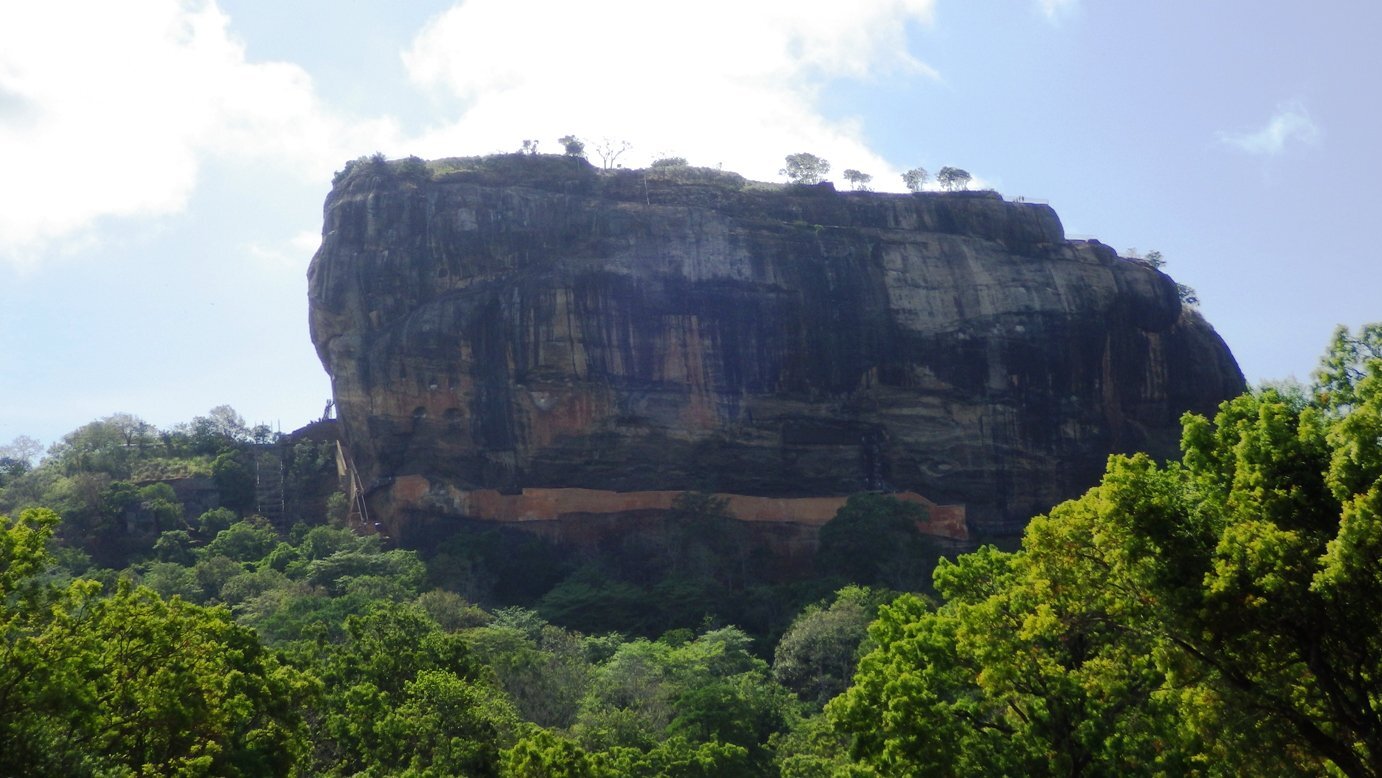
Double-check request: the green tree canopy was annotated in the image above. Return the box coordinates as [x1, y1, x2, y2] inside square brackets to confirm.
[816, 493, 936, 590]
[936, 166, 972, 191]
[831, 322, 1382, 776]
[901, 167, 928, 192]
[841, 169, 872, 191]
[0, 509, 314, 777]
[780, 153, 831, 185]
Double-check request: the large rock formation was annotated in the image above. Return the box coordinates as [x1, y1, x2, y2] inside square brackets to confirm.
[307, 154, 1244, 541]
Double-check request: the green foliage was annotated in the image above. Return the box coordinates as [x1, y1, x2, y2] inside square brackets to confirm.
[467, 619, 592, 728]
[205, 517, 278, 563]
[44, 414, 150, 478]
[780, 152, 831, 185]
[504, 729, 604, 777]
[417, 588, 493, 631]
[936, 165, 972, 191]
[772, 713, 876, 777]
[0, 507, 58, 598]
[212, 450, 256, 513]
[426, 523, 575, 605]
[570, 626, 796, 773]
[841, 169, 872, 191]
[138, 480, 185, 530]
[138, 559, 203, 601]
[297, 603, 517, 775]
[198, 505, 237, 536]
[597, 736, 754, 777]
[773, 586, 889, 708]
[397, 154, 431, 181]
[1314, 322, 1382, 412]
[650, 156, 688, 168]
[19, 347, 1381, 776]
[154, 528, 195, 564]
[816, 493, 937, 590]
[305, 547, 426, 596]
[331, 153, 430, 187]
[901, 166, 928, 192]
[0, 511, 314, 776]
[831, 324, 1382, 776]
[559, 134, 586, 158]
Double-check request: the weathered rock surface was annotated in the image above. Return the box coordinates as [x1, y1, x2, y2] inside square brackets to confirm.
[308, 155, 1244, 539]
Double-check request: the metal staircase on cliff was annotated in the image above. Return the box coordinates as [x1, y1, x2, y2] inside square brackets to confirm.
[254, 449, 286, 529]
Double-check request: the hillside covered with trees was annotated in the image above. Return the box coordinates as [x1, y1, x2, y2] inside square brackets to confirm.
[1, 323, 1379, 775]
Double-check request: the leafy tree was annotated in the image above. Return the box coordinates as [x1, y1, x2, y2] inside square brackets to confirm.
[1129, 249, 1198, 306]
[212, 450, 256, 513]
[772, 713, 875, 778]
[368, 668, 518, 775]
[780, 153, 831, 185]
[0, 435, 44, 488]
[1315, 322, 1382, 411]
[559, 134, 587, 158]
[0, 507, 57, 597]
[540, 568, 658, 634]
[204, 518, 278, 563]
[138, 559, 203, 601]
[195, 553, 245, 600]
[416, 589, 493, 631]
[219, 566, 292, 606]
[841, 169, 872, 191]
[137, 480, 185, 532]
[0, 509, 314, 776]
[901, 167, 928, 192]
[773, 586, 887, 708]
[154, 528, 196, 565]
[816, 493, 936, 590]
[504, 729, 604, 777]
[650, 156, 689, 168]
[198, 506, 237, 537]
[46, 416, 138, 477]
[299, 603, 517, 775]
[304, 547, 426, 596]
[597, 736, 754, 777]
[573, 626, 794, 772]
[936, 166, 972, 191]
[521, 139, 540, 155]
[0, 455, 30, 488]
[466, 619, 592, 728]
[832, 323, 1382, 777]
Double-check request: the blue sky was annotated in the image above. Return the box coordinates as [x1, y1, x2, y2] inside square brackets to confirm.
[1, 0, 1377, 450]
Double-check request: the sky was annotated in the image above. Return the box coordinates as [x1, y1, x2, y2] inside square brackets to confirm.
[1, 0, 1378, 451]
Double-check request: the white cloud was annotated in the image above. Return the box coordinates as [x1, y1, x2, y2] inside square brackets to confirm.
[0, 1, 398, 265]
[1218, 100, 1321, 155]
[400, 0, 937, 186]
[1037, 0, 1078, 20]
[0, 0, 944, 265]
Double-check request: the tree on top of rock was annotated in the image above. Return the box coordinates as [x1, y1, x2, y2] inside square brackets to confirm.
[557, 135, 585, 158]
[937, 166, 972, 191]
[901, 167, 929, 192]
[842, 169, 873, 191]
[780, 153, 830, 185]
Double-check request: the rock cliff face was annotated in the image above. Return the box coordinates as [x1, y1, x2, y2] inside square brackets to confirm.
[308, 155, 1244, 539]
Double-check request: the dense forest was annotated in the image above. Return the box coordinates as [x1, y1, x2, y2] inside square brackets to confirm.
[1, 323, 1379, 776]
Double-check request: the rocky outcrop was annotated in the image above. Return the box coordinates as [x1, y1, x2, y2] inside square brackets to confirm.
[307, 155, 1244, 540]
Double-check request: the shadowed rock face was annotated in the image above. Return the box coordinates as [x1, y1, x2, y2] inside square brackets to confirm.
[308, 155, 1244, 538]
